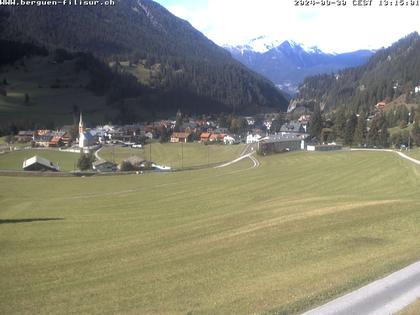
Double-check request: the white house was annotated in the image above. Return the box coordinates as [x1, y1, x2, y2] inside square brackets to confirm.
[223, 135, 236, 145]
[246, 134, 262, 144]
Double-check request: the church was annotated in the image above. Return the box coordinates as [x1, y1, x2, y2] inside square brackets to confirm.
[78, 112, 96, 149]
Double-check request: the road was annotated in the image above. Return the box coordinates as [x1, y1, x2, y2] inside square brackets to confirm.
[302, 261, 420, 315]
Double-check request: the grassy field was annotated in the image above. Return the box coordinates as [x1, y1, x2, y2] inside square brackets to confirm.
[99, 143, 246, 168]
[0, 149, 80, 171]
[407, 148, 420, 160]
[398, 299, 420, 315]
[1, 151, 420, 314]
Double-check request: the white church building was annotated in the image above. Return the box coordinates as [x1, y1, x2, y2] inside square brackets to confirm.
[78, 112, 97, 150]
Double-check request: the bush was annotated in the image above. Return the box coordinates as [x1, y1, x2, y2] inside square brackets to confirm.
[77, 153, 94, 171]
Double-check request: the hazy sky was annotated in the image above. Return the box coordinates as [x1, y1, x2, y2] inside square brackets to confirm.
[155, 0, 420, 53]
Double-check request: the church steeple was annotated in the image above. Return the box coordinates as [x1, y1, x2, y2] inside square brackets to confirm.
[79, 112, 84, 136]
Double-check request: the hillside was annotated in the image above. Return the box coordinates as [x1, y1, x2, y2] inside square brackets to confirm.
[0, 0, 288, 129]
[226, 37, 373, 95]
[290, 32, 420, 113]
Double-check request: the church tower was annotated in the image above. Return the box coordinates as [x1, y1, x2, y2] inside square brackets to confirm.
[79, 112, 86, 149]
[79, 112, 84, 136]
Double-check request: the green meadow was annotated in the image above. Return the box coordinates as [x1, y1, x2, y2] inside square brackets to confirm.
[1, 151, 420, 314]
[99, 143, 246, 168]
[0, 149, 79, 171]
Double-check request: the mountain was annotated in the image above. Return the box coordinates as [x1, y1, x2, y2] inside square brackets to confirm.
[290, 32, 420, 113]
[225, 36, 374, 95]
[0, 0, 288, 128]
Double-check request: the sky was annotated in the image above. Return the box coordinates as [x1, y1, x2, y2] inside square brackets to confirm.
[155, 0, 420, 53]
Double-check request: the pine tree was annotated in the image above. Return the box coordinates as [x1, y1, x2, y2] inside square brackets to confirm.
[309, 104, 323, 141]
[344, 113, 358, 145]
[333, 107, 347, 140]
[368, 117, 380, 147]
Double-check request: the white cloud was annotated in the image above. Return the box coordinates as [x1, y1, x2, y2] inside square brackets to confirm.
[161, 0, 420, 53]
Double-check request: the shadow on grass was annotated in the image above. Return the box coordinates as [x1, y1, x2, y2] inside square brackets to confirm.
[0, 218, 64, 225]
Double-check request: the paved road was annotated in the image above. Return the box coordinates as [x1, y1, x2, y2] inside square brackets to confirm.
[302, 262, 420, 315]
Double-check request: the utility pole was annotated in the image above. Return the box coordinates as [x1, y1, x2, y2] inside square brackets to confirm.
[409, 112, 411, 151]
[181, 141, 184, 169]
[149, 142, 152, 162]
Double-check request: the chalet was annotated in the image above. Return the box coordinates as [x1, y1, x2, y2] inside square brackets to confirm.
[200, 132, 211, 142]
[22, 156, 59, 172]
[33, 130, 53, 147]
[170, 132, 192, 143]
[93, 160, 117, 172]
[376, 102, 386, 110]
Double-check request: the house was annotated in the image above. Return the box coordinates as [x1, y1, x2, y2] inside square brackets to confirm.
[93, 160, 117, 172]
[223, 135, 236, 145]
[49, 135, 64, 147]
[33, 130, 53, 147]
[17, 130, 34, 143]
[22, 156, 59, 172]
[280, 122, 305, 134]
[298, 115, 311, 124]
[376, 102, 386, 110]
[170, 132, 192, 143]
[200, 132, 211, 142]
[209, 133, 225, 142]
[246, 134, 262, 144]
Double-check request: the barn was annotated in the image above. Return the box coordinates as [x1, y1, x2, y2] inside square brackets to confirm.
[22, 156, 60, 172]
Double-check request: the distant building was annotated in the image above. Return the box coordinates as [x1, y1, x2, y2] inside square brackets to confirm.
[376, 102, 386, 110]
[22, 156, 59, 172]
[223, 135, 236, 145]
[307, 144, 342, 152]
[78, 113, 96, 149]
[17, 130, 34, 143]
[209, 133, 226, 142]
[246, 134, 262, 144]
[280, 122, 305, 134]
[170, 132, 192, 143]
[258, 134, 305, 155]
[92, 160, 117, 172]
[200, 132, 211, 142]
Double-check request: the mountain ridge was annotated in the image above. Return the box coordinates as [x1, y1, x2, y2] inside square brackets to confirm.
[0, 0, 289, 125]
[225, 37, 374, 95]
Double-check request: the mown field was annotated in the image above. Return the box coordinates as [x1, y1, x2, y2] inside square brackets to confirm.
[398, 299, 420, 315]
[0, 149, 79, 171]
[1, 151, 420, 314]
[99, 143, 246, 168]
